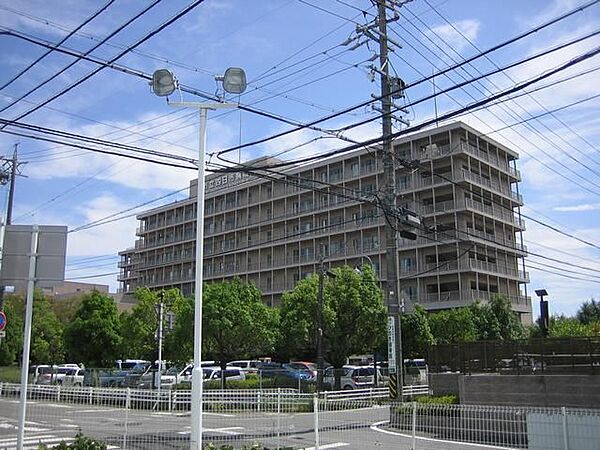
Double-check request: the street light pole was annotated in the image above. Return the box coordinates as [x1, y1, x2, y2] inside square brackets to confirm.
[316, 256, 325, 392]
[167, 101, 236, 450]
[148, 67, 246, 450]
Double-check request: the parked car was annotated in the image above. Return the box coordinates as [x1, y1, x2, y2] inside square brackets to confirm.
[256, 362, 314, 383]
[30, 365, 54, 384]
[323, 365, 385, 390]
[227, 360, 261, 374]
[287, 361, 318, 379]
[256, 362, 285, 378]
[83, 369, 129, 387]
[61, 368, 85, 386]
[122, 362, 152, 387]
[202, 366, 246, 384]
[116, 359, 149, 370]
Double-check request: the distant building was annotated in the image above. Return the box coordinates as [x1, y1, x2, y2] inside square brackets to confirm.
[41, 281, 108, 301]
[118, 122, 531, 322]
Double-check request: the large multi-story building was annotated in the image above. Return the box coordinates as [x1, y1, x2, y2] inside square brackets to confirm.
[118, 122, 531, 322]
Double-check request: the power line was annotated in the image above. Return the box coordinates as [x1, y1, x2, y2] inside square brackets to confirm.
[0, 0, 116, 91]
[423, 0, 600, 160]
[215, 28, 600, 163]
[0, 129, 197, 170]
[0, 0, 163, 115]
[212, 0, 600, 160]
[394, 6, 600, 189]
[2, 0, 206, 124]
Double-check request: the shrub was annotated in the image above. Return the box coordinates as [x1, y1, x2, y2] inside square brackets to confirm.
[37, 432, 106, 449]
[416, 394, 458, 404]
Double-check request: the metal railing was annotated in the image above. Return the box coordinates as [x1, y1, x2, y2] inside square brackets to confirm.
[2, 383, 598, 449]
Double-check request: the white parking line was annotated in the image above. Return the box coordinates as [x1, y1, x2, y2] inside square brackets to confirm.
[370, 421, 514, 449]
[301, 443, 348, 450]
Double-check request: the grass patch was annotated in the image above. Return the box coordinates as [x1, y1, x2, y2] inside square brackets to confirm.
[416, 394, 458, 404]
[0, 365, 20, 383]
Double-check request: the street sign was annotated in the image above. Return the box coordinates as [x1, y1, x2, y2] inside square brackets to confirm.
[0, 311, 6, 332]
[0, 330, 5, 338]
[387, 316, 397, 374]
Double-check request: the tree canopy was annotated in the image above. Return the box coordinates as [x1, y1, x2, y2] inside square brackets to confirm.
[64, 291, 122, 367]
[119, 287, 183, 362]
[279, 265, 386, 372]
[401, 305, 434, 359]
[576, 299, 600, 325]
[203, 279, 278, 371]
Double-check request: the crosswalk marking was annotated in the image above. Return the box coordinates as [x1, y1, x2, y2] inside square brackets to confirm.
[0, 436, 74, 449]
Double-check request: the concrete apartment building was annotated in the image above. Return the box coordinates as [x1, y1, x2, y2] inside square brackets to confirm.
[118, 122, 531, 322]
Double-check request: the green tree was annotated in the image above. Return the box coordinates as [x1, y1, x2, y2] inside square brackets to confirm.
[64, 291, 121, 367]
[576, 298, 600, 325]
[0, 296, 23, 365]
[30, 294, 64, 365]
[1, 292, 64, 365]
[203, 279, 278, 388]
[163, 295, 194, 365]
[51, 296, 84, 326]
[469, 295, 525, 341]
[279, 265, 386, 389]
[429, 307, 477, 345]
[401, 305, 435, 359]
[549, 315, 592, 337]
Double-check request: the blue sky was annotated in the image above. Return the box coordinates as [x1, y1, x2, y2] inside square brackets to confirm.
[0, 0, 599, 318]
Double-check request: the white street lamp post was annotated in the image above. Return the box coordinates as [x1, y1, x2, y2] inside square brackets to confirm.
[150, 68, 246, 450]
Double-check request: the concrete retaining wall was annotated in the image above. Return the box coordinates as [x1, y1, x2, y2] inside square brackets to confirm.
[460, 374, 600, 407]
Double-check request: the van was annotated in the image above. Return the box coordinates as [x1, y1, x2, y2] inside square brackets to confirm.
[29, 365, 54, 384]
[404, 359, 428, 384]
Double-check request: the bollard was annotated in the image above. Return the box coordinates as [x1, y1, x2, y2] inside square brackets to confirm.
[123, 388, 131, 450]
[277, 388, 281, 450]
[561, 406, 569, 450]
[411, 401, 417, 450]
[313, 393, 319, 450]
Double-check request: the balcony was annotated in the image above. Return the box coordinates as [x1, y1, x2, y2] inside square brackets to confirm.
[420, 142, 520, 179]
[401, 259, 528, 282]
[420, 198, 525, 230]
[457, 170, 523, 204]
[416, 289, 531, 312]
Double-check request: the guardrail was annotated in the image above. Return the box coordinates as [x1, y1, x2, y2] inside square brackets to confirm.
[0, 382, 429, 411]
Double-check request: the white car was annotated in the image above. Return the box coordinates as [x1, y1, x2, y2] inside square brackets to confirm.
[61, 368, 85, 386]
[226, 360, 261, 374]
[160, 364, 194, 388]
[202, 366, 246, 384]
[323, 365, 385, 390]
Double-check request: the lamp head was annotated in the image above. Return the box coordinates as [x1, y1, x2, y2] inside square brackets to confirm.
[535, 289, 548, 298]
[221, 67, 247, 94]
[151, 69, 177, 97]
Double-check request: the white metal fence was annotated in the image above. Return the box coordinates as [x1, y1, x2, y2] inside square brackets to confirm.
[1, 383, 599, 449]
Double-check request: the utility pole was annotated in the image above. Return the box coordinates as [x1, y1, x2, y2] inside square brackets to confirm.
[377, 0, 404, 402]
[0, 144, 27, 311]
[342, 0, 418, 401]
[7, 145, 18, 225]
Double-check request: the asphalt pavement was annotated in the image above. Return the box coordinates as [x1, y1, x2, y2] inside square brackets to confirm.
[0, 398, 512, 449]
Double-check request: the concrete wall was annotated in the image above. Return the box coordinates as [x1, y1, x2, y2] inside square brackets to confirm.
[459, 374, 600, 408]
[429, 372, 461, 397]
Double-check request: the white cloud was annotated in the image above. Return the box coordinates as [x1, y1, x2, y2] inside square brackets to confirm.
[19, 108, 244, 191]
[554, 203, 600, 212]
[427, 19, 480, 53]
[524, 220, 600, 316]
